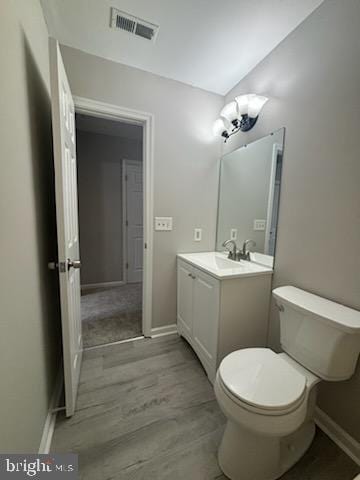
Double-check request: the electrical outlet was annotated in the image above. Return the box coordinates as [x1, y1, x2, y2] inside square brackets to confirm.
[155, 217, 173, 231]
[253, 219, 266, 231]
[230, 228, 237, 240]
[194, 228, 202, 241]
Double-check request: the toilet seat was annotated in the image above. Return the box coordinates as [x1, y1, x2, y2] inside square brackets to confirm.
[218, 348, 307, 415]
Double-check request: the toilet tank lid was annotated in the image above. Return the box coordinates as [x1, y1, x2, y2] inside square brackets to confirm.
[273, 286, 360, 333]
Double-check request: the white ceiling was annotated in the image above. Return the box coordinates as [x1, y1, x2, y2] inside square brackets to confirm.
[41, 0, 323, 95]
[76, 114, 143, 141]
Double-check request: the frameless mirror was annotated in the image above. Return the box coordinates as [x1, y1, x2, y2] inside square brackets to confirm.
[216, 128, 284, 267]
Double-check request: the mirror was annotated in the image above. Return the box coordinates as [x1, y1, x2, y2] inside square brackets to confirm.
[216, 128, 284, 267]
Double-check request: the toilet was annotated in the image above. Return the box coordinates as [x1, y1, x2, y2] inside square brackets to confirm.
[215, 285, 360, 480]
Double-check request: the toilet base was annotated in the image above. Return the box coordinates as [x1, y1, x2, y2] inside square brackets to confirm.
[218, 420, 316, 480]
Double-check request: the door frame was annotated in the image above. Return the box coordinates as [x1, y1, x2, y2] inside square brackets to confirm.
[122, 159, 143, 285]
[74, 96, 154, 337]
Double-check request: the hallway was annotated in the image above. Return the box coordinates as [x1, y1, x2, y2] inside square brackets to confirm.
[81, 283, 142, 347]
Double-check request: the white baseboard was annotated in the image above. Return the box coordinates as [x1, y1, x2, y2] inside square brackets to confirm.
[315, 407, 360, 466]
[38, 368, 63, 454]
[81, 280, 125, 291]
[150, 324, 178, 338]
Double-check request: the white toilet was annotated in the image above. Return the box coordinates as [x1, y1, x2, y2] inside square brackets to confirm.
[215, 285, 360, 480]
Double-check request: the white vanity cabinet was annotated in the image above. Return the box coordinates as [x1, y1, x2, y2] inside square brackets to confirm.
[177, 254, 273, 383]
[177, 260, 219, 375]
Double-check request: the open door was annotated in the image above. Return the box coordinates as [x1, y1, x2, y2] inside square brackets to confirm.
[49, 38, 82, 417]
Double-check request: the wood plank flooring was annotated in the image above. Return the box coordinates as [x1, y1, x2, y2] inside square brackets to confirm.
[51, 334, 359, 479]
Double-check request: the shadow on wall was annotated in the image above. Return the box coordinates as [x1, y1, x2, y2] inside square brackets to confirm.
[22, 31, 62, 399]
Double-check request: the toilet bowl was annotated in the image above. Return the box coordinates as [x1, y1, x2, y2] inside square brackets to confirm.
[215, 286, 360, 480]
[215, 348, 320, 480]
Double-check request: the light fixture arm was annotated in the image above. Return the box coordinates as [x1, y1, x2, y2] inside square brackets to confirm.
[222, 114, 259, 142]
[213, 94, 268, 142]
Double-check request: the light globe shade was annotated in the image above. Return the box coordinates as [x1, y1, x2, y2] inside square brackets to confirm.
[213, 118, 228, 137]
[247, 95, 268, 118]
[220, 101, 239, 123]
[235, 94, 253, 115]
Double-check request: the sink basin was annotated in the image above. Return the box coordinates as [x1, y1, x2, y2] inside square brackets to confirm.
[177, 252, 273, 279]
[210, 254, 241, 270]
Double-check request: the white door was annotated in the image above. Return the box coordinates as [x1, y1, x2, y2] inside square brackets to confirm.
[177, 261, 194, 336]
[192, 270, 219, 364]
[124, 161, 143, 283]
[49, 39, 82, 417]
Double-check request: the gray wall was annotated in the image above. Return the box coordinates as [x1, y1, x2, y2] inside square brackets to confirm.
[77, 129, 142, 286]
[224, 0, 360, 441]
[0, 0, 61, 452]
[61, 45, 223, 328]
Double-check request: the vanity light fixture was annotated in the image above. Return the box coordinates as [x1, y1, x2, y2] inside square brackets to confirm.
[213, 94, 268, 141]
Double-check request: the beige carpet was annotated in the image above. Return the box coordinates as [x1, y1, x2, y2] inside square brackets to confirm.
[81, 283, 142, 347]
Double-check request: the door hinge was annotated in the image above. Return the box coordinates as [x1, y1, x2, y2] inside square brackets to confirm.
[126, 220, 128, 226]
[125, 174, 128, 181]
[144, 242, 147, 249]
[126, 262, 129, 269]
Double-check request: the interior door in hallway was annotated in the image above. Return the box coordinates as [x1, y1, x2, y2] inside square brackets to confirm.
[49, 38, 82, 417]
[124, 161, 143, 283]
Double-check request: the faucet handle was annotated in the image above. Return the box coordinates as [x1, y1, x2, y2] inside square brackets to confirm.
[222, 239, 237, 260]
[243, 239, 256, 251]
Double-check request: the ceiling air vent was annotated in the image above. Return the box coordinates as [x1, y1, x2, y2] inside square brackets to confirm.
[110, 8, 159, 42]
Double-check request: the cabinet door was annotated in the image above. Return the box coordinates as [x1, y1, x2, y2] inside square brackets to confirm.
[192, 269, 219, 364]
[177, 261, 194, 336]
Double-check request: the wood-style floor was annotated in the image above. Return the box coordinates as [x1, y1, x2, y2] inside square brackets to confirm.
[51, 335, 359, 479]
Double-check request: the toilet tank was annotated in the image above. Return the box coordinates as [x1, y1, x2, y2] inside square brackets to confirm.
[273, 286, 360, 381]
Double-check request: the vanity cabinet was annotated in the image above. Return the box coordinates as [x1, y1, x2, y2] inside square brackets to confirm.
[177, 256, 272, 383]
[178, 261, 219, 370]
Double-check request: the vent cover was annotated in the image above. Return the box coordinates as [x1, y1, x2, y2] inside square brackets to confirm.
[110, 8, 159, 42]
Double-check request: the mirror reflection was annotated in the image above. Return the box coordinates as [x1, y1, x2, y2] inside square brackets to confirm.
[216, 128, 284, 267]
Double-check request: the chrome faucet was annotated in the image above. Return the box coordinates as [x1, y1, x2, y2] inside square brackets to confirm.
[238, 239, 256, 261]
[222, 238, 256, 261]
[222, 239, 237, 260]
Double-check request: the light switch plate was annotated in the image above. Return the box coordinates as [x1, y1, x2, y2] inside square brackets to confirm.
[155, 217, 173, 231]
[194, 228, 202, 241]
[230, 228, 237, 240]
[253, 219, 266, 231]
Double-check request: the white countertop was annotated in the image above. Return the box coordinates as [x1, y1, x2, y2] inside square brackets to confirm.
[250, 252, 274, 268]
[177, 251, 273, 279]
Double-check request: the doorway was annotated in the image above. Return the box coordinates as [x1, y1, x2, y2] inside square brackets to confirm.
[73, 96, 154, 343]
[74, 107, 150, 348]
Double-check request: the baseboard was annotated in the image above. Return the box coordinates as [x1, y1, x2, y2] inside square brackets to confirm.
[38, 368, 63, 454]
[315, 407, 360, 466]
[81, 280, 125, 291]
[150, 324, 178, 338]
